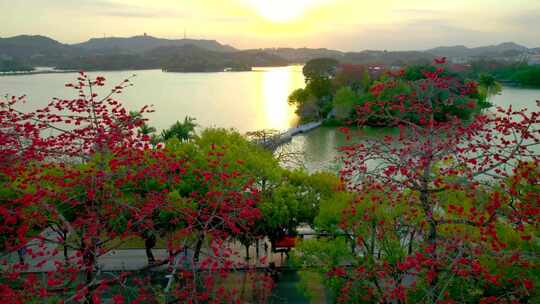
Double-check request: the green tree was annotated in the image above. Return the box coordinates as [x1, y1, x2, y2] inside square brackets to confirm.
[306, 76, 334, 118]
[161, 116, 197, 142]
[333, 66, 369, 93]
[478, 73, 502, 104]
[288, 88, 319, 122]
[303, 58, 340, 83]
[333, 87, 358, 120]
[292, 238, 352, 302]
[514, 66, 540, 87]
[259, 170, 340, 245]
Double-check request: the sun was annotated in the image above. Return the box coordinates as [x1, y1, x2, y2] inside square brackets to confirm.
[247, 0, 317, 22]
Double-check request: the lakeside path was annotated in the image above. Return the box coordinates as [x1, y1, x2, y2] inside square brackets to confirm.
[255, 121, 322, 150]
[2, 235, 292, 273]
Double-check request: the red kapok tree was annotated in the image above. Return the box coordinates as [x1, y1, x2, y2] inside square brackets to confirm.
[335, 59, 539, 303]
[0, 73, 269, 303]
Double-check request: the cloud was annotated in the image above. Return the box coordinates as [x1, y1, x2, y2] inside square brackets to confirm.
[63, 0, 187, 19]
[322, 18, 506, 51]
[502, 9, 540, 30]
[391, 9, 441, 16]
[207, 16, 255, 23]
[99, 9, 186, 19]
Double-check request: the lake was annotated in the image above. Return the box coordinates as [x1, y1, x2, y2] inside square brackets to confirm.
[1, 68, 539, 173]
[0, 66, 305, 134]
[286, 86, 540, 172]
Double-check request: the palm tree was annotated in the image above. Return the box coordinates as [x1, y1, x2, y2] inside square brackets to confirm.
[161, 116, 197, 142]
[478, 74, 502, 104]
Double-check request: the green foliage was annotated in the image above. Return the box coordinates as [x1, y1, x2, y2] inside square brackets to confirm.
[306, 76, 333, 100]
[513, 66, 540, 87]
[333, 87, 358, 120]
[258, 170, 341, 240]
[403, 64, 436, 81]
[0, 59, 33, 72]
[468, 61, 540, 88]
[356, 79, 414, 125]
[303, 58, 339, 82]
[193, 128, 281, 187]
[333, 66, 371, 93]
[288, 88, 310, 105]
[288, 91, 320, 122]
[288, 78, 334, 121]
[161, 116, 197, 142]
[477, 73, 502, 103]
[292, 238, 352, 301]
[314, 192, 350, 234]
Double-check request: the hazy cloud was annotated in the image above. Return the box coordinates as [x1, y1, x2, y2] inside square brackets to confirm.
[503, 9, 540, 29]
[323, 18, 505, 51]
[99, 9, 186, 19]
[391, 9, 442, 16]
[1, 0, 539, 50]
[65, 0, 187, 19]
[207, 16, 255, 23]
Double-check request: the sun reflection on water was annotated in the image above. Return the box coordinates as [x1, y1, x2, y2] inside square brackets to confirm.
[259, 66, 301, 131]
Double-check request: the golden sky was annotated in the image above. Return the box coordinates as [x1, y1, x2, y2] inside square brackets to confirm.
[1, 0, 539, 50]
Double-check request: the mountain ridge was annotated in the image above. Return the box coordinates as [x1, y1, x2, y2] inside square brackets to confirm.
[73, 35, 237, 53]
[426, 42, 530, 58]
[1, 34, 537, 72]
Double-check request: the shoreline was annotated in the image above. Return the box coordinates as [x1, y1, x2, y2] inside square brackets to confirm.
[0, 70, 78, 77]
[0, 64, 299, 77]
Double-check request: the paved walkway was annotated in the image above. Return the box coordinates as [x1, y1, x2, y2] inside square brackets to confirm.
[2, 234, 291, 273]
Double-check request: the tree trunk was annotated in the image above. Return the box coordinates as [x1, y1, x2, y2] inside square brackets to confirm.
[193, 232, 205, 264]
[255, 239, 260, 258]
[62, 230, 68, 264]
[81, 238, 97, 304]
[370, 220, 376, 257]
[420, 170, 438, 301]
[63, 244, 68, 264]
[144, 234, 156, 264]
[408, 229, 416, 255]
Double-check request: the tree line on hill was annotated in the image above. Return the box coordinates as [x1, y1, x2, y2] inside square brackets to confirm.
[0, 35, 287, 72]
[1, 34, 538, 73]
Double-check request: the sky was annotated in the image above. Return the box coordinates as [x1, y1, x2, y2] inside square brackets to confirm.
[1, 0, 539, 51]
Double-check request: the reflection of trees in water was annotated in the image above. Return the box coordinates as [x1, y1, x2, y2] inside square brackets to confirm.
[283, 127, 399, 173]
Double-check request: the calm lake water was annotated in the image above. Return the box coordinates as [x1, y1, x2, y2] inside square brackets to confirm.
[0, 66, 305, 134]
[1, 68, 539, 172]
[287, 86, 540, 172]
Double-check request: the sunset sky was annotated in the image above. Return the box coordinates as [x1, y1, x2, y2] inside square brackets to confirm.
[1, 0, 539, 50]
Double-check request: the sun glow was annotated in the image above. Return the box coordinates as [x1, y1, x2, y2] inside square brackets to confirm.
[247, 0, 323, 22]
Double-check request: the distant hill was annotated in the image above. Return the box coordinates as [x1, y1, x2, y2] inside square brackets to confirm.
[260, 48, 435, 65]
[343, 50, 434, 65]
[57, 44, 288, 72]
[73, 35, 237, 54]
[427, 42, 529, 58]
[0, 34, 242, 72]
[150, 45, 288, 72]
[1, 34, 538, 72]
[0, 35, 77, 66]
[262, 48, 344, 63]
